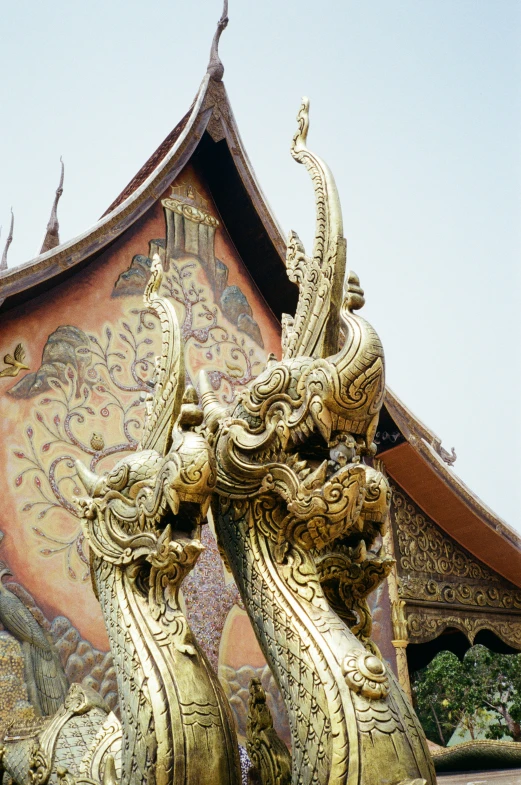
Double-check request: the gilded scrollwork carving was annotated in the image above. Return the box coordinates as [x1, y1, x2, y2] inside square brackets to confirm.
[391, 600, 408, 644]
[342, 650, 389, 700]
[393, 486, 521, 613]
[162, 193, 220, 228]
[400, 575, 521, 611]
[392, 487, 521, 651]
[393, 489, 495, 581]
[315, 529, 394, 646]
[407, 610, 521, 649]
[28, 743, 51, 785]
[0, 256, 241, 785]
[73, 256, 240, 785]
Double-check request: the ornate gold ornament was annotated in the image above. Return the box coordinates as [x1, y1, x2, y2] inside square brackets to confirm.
[0, 343, 29, 378]
[74, 257, 240, 785]
[201, 99, 435, 785]
[391, 487, 521, 651]
[393, 489, 496, 582]
[407, 611, 521, 648]
[162, 186, 220, 228]
[391, 600, 409, 645]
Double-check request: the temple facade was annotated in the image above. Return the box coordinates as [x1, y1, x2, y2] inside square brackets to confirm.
[0, 30, 520, 752]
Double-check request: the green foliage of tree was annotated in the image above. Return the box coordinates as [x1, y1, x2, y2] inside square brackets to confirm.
[412, 645, 521, 746]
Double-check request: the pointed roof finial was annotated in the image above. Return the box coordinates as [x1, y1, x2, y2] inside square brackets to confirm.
[40, 157, 64, 255]
[0, 209, 14, 271]
[207, 0, 229, 81]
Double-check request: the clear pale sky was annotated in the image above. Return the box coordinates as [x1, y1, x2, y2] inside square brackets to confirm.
[1, 1, 520, 527]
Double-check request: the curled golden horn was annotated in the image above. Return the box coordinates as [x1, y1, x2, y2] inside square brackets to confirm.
[75, 460, 101, 496]
[102, 754, 118, 785]
[198, 371, 227, 433]
[345, 271, 365, 312]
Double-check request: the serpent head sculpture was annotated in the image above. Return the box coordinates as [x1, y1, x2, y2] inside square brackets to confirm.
[72, 257, 239, 785]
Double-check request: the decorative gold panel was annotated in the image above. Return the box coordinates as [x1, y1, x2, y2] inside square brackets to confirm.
[391, 486, 521, 649]
[407, 610, 521, 647]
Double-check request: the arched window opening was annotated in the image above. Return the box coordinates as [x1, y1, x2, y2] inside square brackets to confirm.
[407, 628, 470, 673]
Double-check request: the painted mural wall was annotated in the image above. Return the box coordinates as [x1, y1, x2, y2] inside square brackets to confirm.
[0, 163, 393, 745]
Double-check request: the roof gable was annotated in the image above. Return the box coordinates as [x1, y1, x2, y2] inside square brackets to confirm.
[0, 74, 297, 322]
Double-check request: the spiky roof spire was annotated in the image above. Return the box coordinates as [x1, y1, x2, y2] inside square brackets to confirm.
[0, 209, 14, 271]
[40, 158, 64, 255]
[206, 0, 229, 81]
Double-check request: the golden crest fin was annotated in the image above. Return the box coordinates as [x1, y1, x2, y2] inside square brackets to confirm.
[282, 98, 347, 360]
[139, 254, 185, 455]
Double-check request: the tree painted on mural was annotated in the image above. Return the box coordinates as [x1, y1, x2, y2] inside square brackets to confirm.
[163, 259, 263, 401]
[413, 645, 521, 745]
[12, 257, 266, 580]
[13, 310, 157, 580]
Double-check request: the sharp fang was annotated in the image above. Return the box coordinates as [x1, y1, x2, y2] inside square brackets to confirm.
[353, 540, 367, 563]
[302, 460, 327, 490]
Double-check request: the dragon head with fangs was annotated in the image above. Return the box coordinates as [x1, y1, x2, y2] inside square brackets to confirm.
[199, 270, 390, 564]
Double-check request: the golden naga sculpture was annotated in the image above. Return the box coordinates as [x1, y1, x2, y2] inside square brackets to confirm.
[200, 99, 435, 785]
[0, 259, 241, 785]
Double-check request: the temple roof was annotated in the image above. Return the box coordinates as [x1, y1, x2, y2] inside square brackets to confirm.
[380, 389, 521, 588]
[0, 71, 297, 321]
[0, 54, 519, 588]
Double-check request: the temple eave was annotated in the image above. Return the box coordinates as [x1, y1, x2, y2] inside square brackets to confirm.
[380, 440, 521, 589]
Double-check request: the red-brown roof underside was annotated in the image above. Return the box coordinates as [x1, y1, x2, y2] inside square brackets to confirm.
[381, 441, 521, 588]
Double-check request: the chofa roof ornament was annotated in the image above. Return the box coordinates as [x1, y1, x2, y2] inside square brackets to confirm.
[206, 0, 229, 81]
[40, 157, 64, 255]
[0, 208, 14, 271]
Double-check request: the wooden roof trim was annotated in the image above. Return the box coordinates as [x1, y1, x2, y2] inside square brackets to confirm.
[0, 74, 213, 310]
[382, 387, 521, 568]
[381, 442, 521, 588]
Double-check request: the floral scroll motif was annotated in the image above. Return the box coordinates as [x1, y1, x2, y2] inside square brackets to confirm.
[392, 489, 495, 581]
[162, 259, 263, 402]
[12, 311, 157, 580]
[12, 241, 266, 582]
[392, 486, 521, 612]
[400, 575, 521, 611]
[407, 610, 521, 649]
[391, 485, 521, 652]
